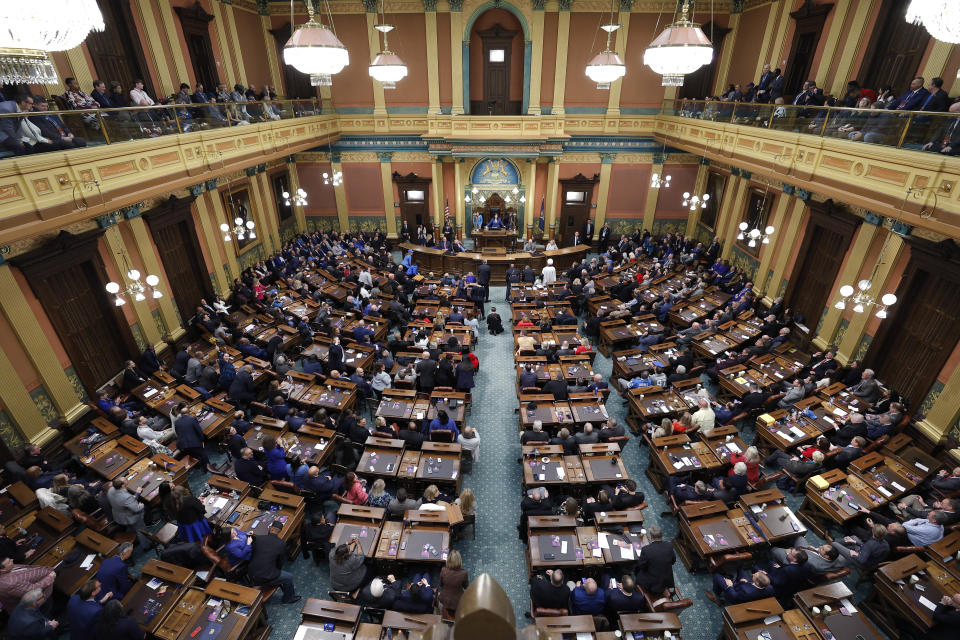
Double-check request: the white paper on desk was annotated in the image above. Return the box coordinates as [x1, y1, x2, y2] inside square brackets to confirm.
[576, 634, 593, 640]
[538, 474, 546, 481]
[560, 541, 568, 554]
[592, 549, 602, 558]
[211, 497, 228, 510]
[673, 461, 684, 470]
[751, 505, 763, 514]
[143, 388, 158, 399]
[619, 545, 634, 560]
[918, 595, 937, 611]
[777, 431, 794, 443]
[728, 442, 742, 454]
[598, 533, 610, 549]
[314, 442, 327, 450]
[146, 578, 163, 590]
[823, 416, 835, 425]
[840, 598, 857, 613]
[790, 426, 806, 439]
[878, 486, 892, 498]
[891, 482, 906, 492]
[196, 570, 210, 582]
[832, 407, 847, 416]
[79, 554, 95, 569]
[557, 467, 565, 479]
[763, 615, 782, 624]
[915, 462, 929, 471]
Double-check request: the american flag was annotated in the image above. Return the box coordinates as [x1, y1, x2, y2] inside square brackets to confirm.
[444, 197, 450, 220]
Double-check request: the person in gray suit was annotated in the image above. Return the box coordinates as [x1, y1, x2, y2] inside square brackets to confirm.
[771, 543, 845, 576]
[848, 368, 881, 405]
[107, 478, 148, 549]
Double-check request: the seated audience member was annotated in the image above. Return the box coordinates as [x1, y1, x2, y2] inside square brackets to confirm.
[29, 97, 86, 148]
[234, 448, 269, 486]
[604, 574, 645, 614]
[328, 539, 369, 593]
[358, 576, 401, 609]
[708, 570, 772, 605]
[394, 574, 435, 614]
[831, 523, 890, 570]
[521, 420, 549, 445]
[530, 569, 570, 611]
[570, 578, 605, 615]
[771, 543, 845, 576]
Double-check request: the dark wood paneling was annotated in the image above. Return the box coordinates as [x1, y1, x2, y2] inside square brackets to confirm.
[699, 170, 727, 231]
[174, 1, 218, 91]
[270, 22, 316, 99]
[87, 0, 153, 96]
[557, 173, 599, 247]
[476, 24, 519, 116]
[784, 2, 833, 96]
[11, 230, 136, 396]
[393, 172, 432, 231]
[866, 239, 960, 413]
[860, 0, 930, 94]
[271, 172, 294, 224]
[144, 195, 213, 324]
[784, 199, 860, 329]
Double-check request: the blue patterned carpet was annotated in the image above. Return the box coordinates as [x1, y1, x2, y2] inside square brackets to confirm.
[127, 282, 870, 639]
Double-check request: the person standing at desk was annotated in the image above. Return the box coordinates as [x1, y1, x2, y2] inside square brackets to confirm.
[173, 403, 216, 473]
[95, 542, 134, 601]
[249, 521, 302, 604]
[478, 259, 491, 302]
[487, 214, 502, 230]
[67, 579, 112, 640]
[7, 588, 59, 640]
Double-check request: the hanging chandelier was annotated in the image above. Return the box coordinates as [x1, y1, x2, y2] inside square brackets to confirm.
[283, 188, 308, 207]
[0, 0, 104, 84]
[283, 0, 348, 87]
[682, 192, 708, 210]
[643, 1, 713, 86]
[650, 172, 672, 189]
[323, 170, 342, 186]
[906, 1, 960, 44]
[221, 216, 256, 242]
[585, 0, 626, 89]
[368, 1, 407, 89]
[106, 268, 162, 306]
[834, 281, 898, 318]
[737, 187, 774, 248]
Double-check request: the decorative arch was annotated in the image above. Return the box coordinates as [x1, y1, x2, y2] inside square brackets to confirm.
[462, 1, 532, 115]
[465, 157, 526, 233]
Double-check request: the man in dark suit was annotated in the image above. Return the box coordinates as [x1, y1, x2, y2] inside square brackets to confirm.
[7, 588, 59, 639]
[755, 63, 774, 103]
[235, 447, 269, 486]
[930, 593, 960, 640]
[829, 413, 867, 446]
[522, 265, 536, 284]
[505, 263, 521, 300]
[174, 403, 216, 472]
[769, 69, 785, 101]
[923, 77, 950, 113]
[887, 76, 930, 112]
[519, 364, 539, 389]
[635, 525, 676, 595]
[327, 338, 345, 374]
[94, 543, 134, 601]
[415, 352, 437, 392]
[828, 436, 866, 469]
[584, 219, 595, 245]
[603, 575, 645, 615]
[29, 97, 86, 148]
[923, 101, 960, 155]
[228, 364, 255, 406]
[739, 383, 770, 413]
[530, 569, 570, 611]
[542, 372, 569, 400]
[248, 521, 301, 604]
[708, 569, 773, 605]
[598, 222, 611, 253]
[572, 231, 583, 247]
[66, 579, 111, 640]
[808, 350, 838, 379]
[478, 259, 491, 302]
[763, 549, 811, 600]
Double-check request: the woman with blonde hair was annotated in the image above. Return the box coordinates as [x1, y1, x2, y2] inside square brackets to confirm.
[438, 549, 469, 612]
[456, 488, 476, 516]
[367, 478, 393, 509]
[652, 418, 673, 438]
[419, 484, 445, 511]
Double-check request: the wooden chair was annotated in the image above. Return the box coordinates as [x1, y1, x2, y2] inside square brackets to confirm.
[329, 589, 359, 604]
[639, 585, 694, 613]
[430, 429, 455, 443]
[460, 448, 474, 474]
[529, 598, 568, 618]
[139, 523, 179, 557]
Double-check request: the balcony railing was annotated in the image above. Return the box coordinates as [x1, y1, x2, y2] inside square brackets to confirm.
[662, 98, 960, 153]
[1, 98, 323, 154]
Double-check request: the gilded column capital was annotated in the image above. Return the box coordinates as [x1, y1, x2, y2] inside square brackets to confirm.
[256, 0, 269, 15]
[448, 0, 464, 12]
[796, 188, 812, 201]
[781, 184, 795, 195]
[864, 211, 883, 226]
[600, 153, 616, 164]
[245, 167, 258, 177]
[423, 0, 438, 10]
[95, 212, 119, 228]
[122, 204, 143, 219]
[533, 0, 546, 10]
[699, 157, 710, 166]
[558, 0, 574, 11]
[362, 0, 379, 12]
[188, 184, 204, 197]
[205, 178, 219, 191]
[378, 151, 394, 163]
[619, 0, 634, 10]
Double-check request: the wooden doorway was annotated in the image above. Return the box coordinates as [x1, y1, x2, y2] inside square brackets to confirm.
[476, 24, 519, 115]
[87, 0, 154, 96]
[680, 21, 731, 99]
[866, 239, 960, 413]
[175, 1, 218, 92]
[784, 200, 860, 329]
[859, 0, 930, 94]
[270, 22, 315, 99]
[144, 195, 214, 324]
[557, 174, 599, 247]
[393, 172, 432, 231]
[11, 230, 137, 397]
[783, 1, 833, 96]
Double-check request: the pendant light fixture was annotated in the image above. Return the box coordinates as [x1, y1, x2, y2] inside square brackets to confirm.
[585, 0, 626, 89]
[736, 185, 775, 248]
[643, 1, 713, 86]
[368, 0, 407, 89]
[906, 1, 960, 44]
[283, 0, 349, 87]
[106, 255, 162, 306]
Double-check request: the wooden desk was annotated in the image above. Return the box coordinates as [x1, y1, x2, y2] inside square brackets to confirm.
[330, 506, 384, 558]
[121, 559, 196, 637]
[172, 580, 265, 640]
[721, 597, 785, 640]
[738, 489, 808, 545]
[121, 454, 187, 502]
[192, 398, 236, 440]
[397, 523, 450, 565]
[581, 454, 629, 485]
[300, 598, 361, 635]
[280, 425, 337, 469]
[357, 438, 405, 480]
[376, 390, 417, 421]
[232, 488, 304, 543]
[64, 416, 117, 458]
[522, 446, 577, 487]
[628, 388, 690, 421]
[380, 610, 441, 633]
[0, 481, 37, 526]
[754, 411, 822, 454]
[718, 365, 777, 397]
[35, 528, 119, 596]
[473, 229, 516, 250]
[297, 378, 358, 413]
[797, 470, 884, 538]
[535, 615, 596, 634]
[83, 434, 148, 480]
[646, 440, 722, 492]
[7, 507, 74, 559]
[620, 612, 682, 636]
[400, 243, 588, 286]
[850, 452, 921, 502]
[203, 476, 251, 529]
[519, 400, 575, 430]
[794, 582, 884, 640]
[869, 554, 960, 634]
[675, 504, 762, 572]
[529, 523, 583, 572]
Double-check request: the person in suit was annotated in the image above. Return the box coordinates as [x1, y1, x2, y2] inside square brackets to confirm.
[477, 259, 491, 302]
[763, 549, 810, 599]
[922, 77, 950, 112]
[603, 574, 644, 615]
[174, 403, 215, 472]
[505, 264, 521, 300]
[519, 364, 538, 389]
[831, 523, 890, 570]
[771, 543, 844, 576]
[394, 574, 435, 613]
[923, 101, 960, 155]
[67, 579, 112, 640]
[530, 569, 570, 611]
[598, 222, 611, 253]
[848, 368, 881, 405]
[571, 231, 583, 247]
[326, 337, 345, 374]
[29, 97, 86, 148]
[570, 578, 605, 615]
[415, 351, 437, 392]
[521, 420, 550, 445]
[234, 448, 269, 486]
[95, 543, 134, 601]
[228, 364, 255, 406]
[584, 219, 594, 244]
[486, 306, 504, 335]
[358, 576, 402, 609]
[107, 478, 148, 549]
[542, 371, 568, 400]
[634, 525, 676, 595]
[807, 350, 838, 379]
[930, 593, 960, 640]
[248, 521, 301, 603]
[887, 77, 931, 112]
[932, 466, 960, 493]
[829, 413, 866, 447]
[769, 69, 785, 102]
[7, 588, 59, 640]
[708, 570, 772, 605]
[739, 383, 770, 413]
[827, 436, 866, 469]
[754, 63, 774, 103]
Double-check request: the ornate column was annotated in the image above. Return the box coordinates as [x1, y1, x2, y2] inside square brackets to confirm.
[0, 263, 88, 423]
[606, 0, 633, 118]
[719, 170, 750, 260]
[431, 158, 446, 229]
[450, 0, 465, 115]
[713, 7, 741, 95]
[158, 0, 192, 87]
[524, 159, 538, 237]
[259, 1, 284, 92]
[551, 0, 573, 116]
[331, 153, 350, 233]
[255, 169, 284, 244]
[0, 342, 52, 445]
[424, 1, 441, 115]
[126, 215, 184, 340]
[754, 184, 793, 297]
[134, 0, 176, 95]
[544, 159, 560, 240]
[220, 0, 248, 82]
[527, 0, 546, 115]
[642, 153, 665, 232]
[814, 0, 851, 91]
[378, 152, 399, 238]
[190, 184, 229, 295]
[245, 166, 277, 253]
[63, 46, 95, 96]
[755, 0, 785, 79]
[830, 0, 877, 95]
[921, 366, 960, 445]
[454, 158, 466, 239]
[99, 212, 163, 351]
[685, 159, 710, 237]
[768, 192, 809, 302]
[210, 0, 239, 84]
[816, 217, 881, 348]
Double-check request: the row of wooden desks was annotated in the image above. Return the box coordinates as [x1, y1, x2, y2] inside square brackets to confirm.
[674, 489, 807, 572]
[296, 597, 440, 640]
[645, 430, 747, 493]
[518, 396, 611, 431]
[327, 504, 459, 567]
[526, 513, 648, 574]
[864, 550, 960, 637]
[357, 438, 463, 493]
[536, 612, 683, 639]
[521, 444, 628, 487]
[597, 317, 667, 356]
[375, 389, 469, 426]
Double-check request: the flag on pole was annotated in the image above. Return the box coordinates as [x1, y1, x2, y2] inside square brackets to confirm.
[444, 197, 450, 220]
[538, 196, 545, 231]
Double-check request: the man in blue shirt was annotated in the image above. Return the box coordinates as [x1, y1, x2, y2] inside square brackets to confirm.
[570, 578, 605, 615]
[903, 510, 947, 546]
